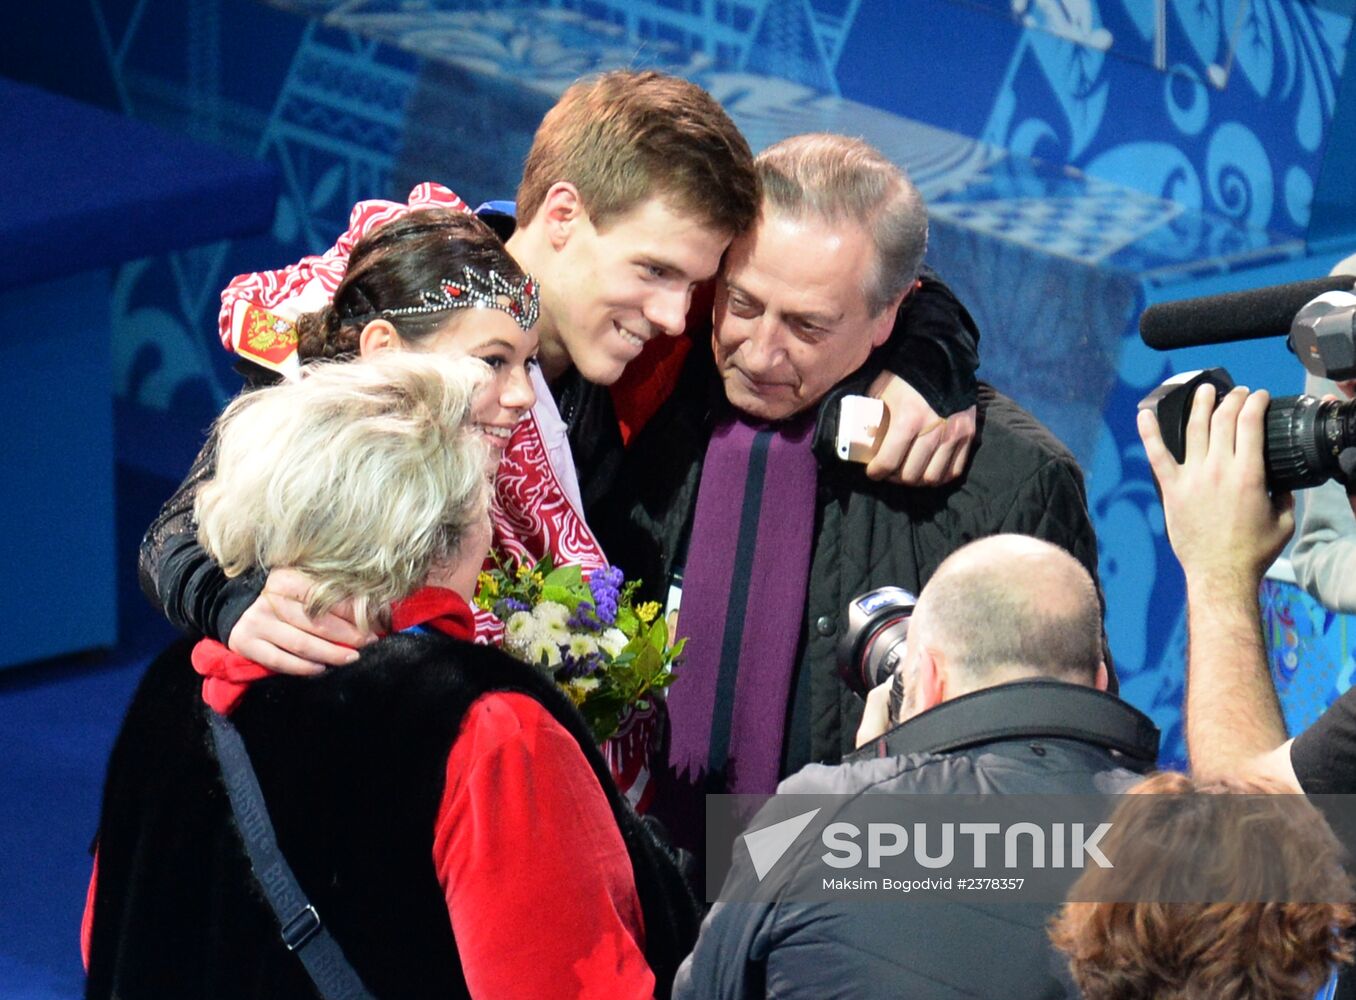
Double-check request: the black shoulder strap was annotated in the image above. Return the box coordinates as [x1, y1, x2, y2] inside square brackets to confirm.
[207, 709, 376, 1000]
[851, 681, 1160, 769]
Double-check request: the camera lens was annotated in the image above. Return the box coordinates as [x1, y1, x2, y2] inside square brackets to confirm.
[1140, 371, 1356, 492]
[836, 587, 917, 698]
[861, 617, 910, 689]
[1264, 394, 1356, 491]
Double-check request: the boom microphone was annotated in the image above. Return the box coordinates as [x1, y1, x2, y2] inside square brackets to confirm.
[1139, 275, 1356, 351]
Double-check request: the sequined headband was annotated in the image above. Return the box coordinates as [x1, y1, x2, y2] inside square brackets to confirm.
[379, 266, 539, 332]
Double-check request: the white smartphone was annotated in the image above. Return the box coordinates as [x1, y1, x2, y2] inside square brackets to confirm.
[836, 395, 885, 463]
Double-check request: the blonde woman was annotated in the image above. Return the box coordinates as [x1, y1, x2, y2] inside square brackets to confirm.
[86, 354, 697, 999]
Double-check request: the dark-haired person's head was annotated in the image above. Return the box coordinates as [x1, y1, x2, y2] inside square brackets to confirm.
[296, 208, 538, 465]
[509, 70, 759, 385]
[1050, 770, 1356, 1000]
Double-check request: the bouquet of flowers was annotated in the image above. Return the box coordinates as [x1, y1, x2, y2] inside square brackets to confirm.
[474, 556, 684, 744]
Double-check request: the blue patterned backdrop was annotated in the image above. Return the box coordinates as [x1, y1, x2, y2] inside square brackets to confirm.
[12, 0, 1356, 766]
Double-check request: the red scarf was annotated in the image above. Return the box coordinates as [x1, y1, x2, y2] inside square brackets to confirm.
[192, 587, 476, 714]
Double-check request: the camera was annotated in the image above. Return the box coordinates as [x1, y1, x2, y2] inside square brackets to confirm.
[837, 586, 917, 719]
[1139, 289, 1356, 491]
[1139, 368, 1356, 492]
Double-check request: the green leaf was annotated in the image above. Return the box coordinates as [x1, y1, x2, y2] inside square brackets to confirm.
[543, 564, 584, 590]
[540, 584, 581, 610]
[647, 616, 669, 654]
[615, 605, 640, 638]
[578, 690, 627, 744]
[631, 641, 664, 681]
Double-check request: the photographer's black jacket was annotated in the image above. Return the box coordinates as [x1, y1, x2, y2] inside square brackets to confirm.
[672, 682, 1153, 1000]
[593, 337, 1107, 777]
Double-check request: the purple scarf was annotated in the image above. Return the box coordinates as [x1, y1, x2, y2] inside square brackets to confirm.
[666, 411, 818, 795]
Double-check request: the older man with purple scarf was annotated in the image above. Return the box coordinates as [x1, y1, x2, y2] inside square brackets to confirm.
[593, 133, 1105, 855]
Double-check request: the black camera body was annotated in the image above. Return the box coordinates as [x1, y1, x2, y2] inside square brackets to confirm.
[1139, 368, 1356, 492]
[1138, 290, 1356, 492]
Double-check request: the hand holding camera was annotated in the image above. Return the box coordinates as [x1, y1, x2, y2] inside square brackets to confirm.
[836, 586, 916, 744]
[854, 674, 902, 748]
[1138, 383, 1295, 592]
[1137, 277, 1356, 591]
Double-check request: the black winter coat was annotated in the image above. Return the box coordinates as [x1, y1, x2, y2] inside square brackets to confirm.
[86, 633, 699, 999]
[672, 682, 1155, 1000]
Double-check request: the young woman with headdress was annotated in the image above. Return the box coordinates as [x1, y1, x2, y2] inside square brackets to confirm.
[139, 186, 638, 807]
[140, 184, 604, 660]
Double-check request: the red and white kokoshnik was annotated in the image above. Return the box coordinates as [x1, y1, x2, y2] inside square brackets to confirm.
[219, 182, 468, 378]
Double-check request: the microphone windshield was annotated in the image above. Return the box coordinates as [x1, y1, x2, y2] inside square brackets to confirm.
[1140, 275, 1356, 351]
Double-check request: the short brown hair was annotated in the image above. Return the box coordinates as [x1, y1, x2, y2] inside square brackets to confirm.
[1049, 771, 1356, 1000]
[516, 70, 758, 237]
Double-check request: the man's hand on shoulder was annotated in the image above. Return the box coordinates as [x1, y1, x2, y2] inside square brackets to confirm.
[1137, 384, 1294, 594]
[865, 372, 976, 485]
[228, 567, 374, 675]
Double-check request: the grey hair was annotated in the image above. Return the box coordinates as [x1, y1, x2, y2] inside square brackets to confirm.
[755, 133, 928, 316]
[195, 352, 491, 632]
[912, 535, 1102, 686]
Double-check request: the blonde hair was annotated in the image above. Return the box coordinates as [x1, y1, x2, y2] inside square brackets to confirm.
[755, 133, 928, 316]
[196, 353, 490, 631]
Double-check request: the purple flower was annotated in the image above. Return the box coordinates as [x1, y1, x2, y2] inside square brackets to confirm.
[569, 601, 603, 632]
[494, 597, 530, 619]
[588, 566, 624, 626]
[561, 649, 604, 679]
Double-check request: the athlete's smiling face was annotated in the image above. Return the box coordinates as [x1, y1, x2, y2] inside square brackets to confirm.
[362, 307, 538, 467]
[548, 196, 732, 386]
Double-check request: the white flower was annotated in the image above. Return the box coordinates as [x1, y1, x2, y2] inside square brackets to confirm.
[541, 621, 571, 644]
[526, 637, 562, 670]
[567, 634, 600, 660]
[532, 601, 570, 627]
[504, 611, 539, 652]
[598, 628, 628, 657]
